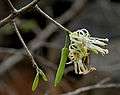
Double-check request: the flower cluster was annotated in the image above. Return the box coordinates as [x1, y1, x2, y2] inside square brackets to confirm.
[67, 29, 109, 74]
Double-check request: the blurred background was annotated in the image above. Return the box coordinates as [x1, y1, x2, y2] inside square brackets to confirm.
[0, 0, 120, 95]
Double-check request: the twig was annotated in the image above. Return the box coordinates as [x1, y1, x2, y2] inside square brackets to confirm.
[0, 0, 87, 76]
[13, 20, 36, 65]
[12, 20, 46, 78]
[0, 0, 40, 27]
[35, 5, 71, 34]
[7, 0, 17, 12]
[62, 78, 120, 95]
[30, 0, 87, 50]
[0, 0, 87, 75]
[35, 4, 71, 50]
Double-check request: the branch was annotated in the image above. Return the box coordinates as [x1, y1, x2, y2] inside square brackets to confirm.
[0, 0, 40, 27]
[30, 0, 87, 50]
[0, 0, 87, 75]
[7, 0, 17, 12]
[12, 20, 46, 79]
[13, 21, 36, 66]
[62, 78, 120, 95]
[35, 4, 71, 49]
[35, 5, 71, 34]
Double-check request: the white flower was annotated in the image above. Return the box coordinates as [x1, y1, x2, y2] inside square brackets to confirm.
[69, 29, 109, 55]
[67, 29, 109, 74]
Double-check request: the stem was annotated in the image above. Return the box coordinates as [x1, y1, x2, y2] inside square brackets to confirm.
[64, 32, 70, 48]
[35, 5, 72, 34]
[35, 5, 71, 48]
[0, 0, 40, 27]
[7, 0, 17, 12]
[12, 20, 46, 77]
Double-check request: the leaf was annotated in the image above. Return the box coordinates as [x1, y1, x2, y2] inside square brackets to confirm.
[38, 69, 48, 81]
[54, 47, 69, 86]
[32, 73, 40, 92]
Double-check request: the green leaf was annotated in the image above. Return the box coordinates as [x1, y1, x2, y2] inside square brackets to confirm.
[32, 73, 40, 92]
[54, 47, 69, 86]
[38, 69, 48, 81]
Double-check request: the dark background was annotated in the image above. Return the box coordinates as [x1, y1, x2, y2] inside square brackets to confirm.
[0, 0, 120, 95]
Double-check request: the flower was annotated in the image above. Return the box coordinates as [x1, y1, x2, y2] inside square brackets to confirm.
[67, 29, 108, 74]
[69, 29, 109, 55]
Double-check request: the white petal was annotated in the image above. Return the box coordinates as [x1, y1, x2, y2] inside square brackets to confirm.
[66, 61, 73, 64]
[86, 43, 108, 55]
[74, 62, 78, 74]
[90, 37, 109, 42]
[89, 39, 107, 46]
[80, 29, 90, 37]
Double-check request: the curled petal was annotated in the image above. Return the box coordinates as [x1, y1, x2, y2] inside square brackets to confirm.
[87, 43, 109, 55]
[90, 37, 109, 42]
[74, 62, 78, 74]
[80, 29, 90, 37]
[89, 39, 107, 46]
[76, 30, 86, 36]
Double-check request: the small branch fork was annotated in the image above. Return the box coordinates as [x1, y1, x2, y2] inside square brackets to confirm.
[1, 0, 72, 35]
[0, 0, 40, 27]
[2, 0, 71, 46]
[6, 0, 71, 61]
[62, 78, 120, 95]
